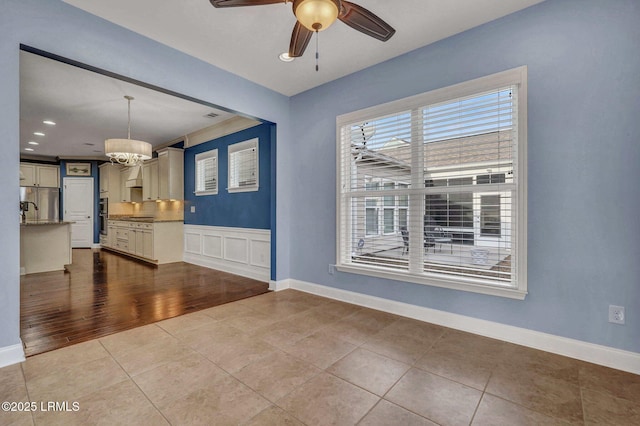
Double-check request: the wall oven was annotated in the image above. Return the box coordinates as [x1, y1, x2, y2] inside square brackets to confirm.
[99, 198, 108, 235]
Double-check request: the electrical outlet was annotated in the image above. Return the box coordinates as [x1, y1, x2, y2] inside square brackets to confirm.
[609, 305, 625, 325]
[190, 206, 196, 213]
[328, 264, 335, 275]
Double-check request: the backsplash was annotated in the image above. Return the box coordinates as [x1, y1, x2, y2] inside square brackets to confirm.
[109, 200, 184, 221]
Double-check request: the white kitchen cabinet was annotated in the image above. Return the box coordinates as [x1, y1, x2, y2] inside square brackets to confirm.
[142, 230, 153, 258]
[142, 159, 159, 201]
[20, 163, 59, 188]
[103, 219, 181, 264]
[98, 163, 121, 202]
[130, 223, 153, 258]
[157, 148, 183, 200]
[119, 168, 142, 203]
[114, 225, 130, 252]
[107, 224, 116, 247]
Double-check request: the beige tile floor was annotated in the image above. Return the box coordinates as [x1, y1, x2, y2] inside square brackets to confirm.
[1, 289, 639, 425]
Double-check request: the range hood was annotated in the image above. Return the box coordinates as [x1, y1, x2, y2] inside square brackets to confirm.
[125, 165, 143, 188]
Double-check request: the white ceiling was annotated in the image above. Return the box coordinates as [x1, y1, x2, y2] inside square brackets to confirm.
[20, 52, 236, 159]
[20, 0, 545, 160]
[63, 0, 545, 96]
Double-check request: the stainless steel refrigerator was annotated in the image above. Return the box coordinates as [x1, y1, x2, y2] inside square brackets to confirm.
[20, 186, 60, 221]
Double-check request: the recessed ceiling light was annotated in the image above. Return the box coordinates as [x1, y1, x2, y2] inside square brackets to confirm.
[33, 132, 45, 136]
[279, 52, 295, 62]
[28, 141, 39, 145]
[43, 120, 56, 125]
[25, 148, 34, 152]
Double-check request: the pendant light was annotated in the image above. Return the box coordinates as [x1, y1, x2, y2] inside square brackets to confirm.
[105, 95, 152, 166]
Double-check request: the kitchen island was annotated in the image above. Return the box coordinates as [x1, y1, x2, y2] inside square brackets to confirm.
[20, 220, 73, 274]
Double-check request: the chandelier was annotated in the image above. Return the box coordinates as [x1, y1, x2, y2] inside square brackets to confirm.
[105, 95, 152, 166]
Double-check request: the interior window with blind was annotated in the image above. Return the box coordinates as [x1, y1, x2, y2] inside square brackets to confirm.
[195, 149, 218, 196]
[336, 67, 528, 299]
[228, 138, 259, 193]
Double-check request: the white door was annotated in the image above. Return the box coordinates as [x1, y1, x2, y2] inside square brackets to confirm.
[63, 177, 94, 248]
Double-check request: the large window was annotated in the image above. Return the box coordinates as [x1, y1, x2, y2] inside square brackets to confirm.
[336, 67, 528, 299]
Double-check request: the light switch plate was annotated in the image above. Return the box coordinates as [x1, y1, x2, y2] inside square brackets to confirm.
[190, 206, 196, 213]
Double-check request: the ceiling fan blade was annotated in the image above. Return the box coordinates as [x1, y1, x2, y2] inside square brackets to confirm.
[210, 0, 284, 8]
[289, 22, 313, 57]
[339, 1, 396, 42]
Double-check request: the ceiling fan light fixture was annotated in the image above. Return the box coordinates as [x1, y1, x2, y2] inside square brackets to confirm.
[279, 52, 295, 62]
[293, 0, 340, 32]
[105, 96, 152, 166]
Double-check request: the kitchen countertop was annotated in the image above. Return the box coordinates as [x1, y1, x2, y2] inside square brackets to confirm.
[108, 217, 184, 223]
[20, 220, 74, 226]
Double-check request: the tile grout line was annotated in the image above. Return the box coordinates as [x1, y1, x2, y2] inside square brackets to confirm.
[97, 339, 174, 425]
[19, 363, 37, 426]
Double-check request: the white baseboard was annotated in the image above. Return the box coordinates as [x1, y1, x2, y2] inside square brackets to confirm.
[289, 279, 640, 375]
[184, 253, 269, 282]
[269, 279, 292, 291]
[0, 341, 25, 368]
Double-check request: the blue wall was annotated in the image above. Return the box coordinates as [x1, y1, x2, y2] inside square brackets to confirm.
[289, 0, 640, 353]
[184, 123, 272, 230]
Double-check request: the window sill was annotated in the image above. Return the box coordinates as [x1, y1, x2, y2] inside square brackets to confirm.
[228, 186, 259, 194]
[195, 190, 218, 196]
[335, 263, 527, 300]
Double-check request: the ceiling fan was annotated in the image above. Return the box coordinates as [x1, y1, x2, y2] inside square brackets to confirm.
[209, 0, 395, 60]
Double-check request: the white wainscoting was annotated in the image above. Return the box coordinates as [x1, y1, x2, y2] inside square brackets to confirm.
[183, 225, 270, 282]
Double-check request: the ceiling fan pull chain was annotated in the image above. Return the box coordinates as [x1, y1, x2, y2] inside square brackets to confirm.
[315, 30, 319, 72]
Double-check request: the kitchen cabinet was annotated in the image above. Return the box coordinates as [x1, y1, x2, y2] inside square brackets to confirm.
[103, 219, 182, 264]
[99, 163, 121, 202]
[113, 225, 130, 252]
[142, 159, 159, 201]
[119, 168, 142, 203]
[20, 163, 59, 188]
[129, 222, 153, 259]
[158, 148, 184, 200]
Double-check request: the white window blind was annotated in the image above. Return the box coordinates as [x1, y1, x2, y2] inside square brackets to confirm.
[228, 138, 259, 193]
[336, 67, 528, 299]
[195, 149, 218, 196]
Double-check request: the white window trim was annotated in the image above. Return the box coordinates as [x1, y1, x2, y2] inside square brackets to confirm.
[228, 138, 259, 193]
[335, 66, 528, 300]
[195, 148, 218, 196]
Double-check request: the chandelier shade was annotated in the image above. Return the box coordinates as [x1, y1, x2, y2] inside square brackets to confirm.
[105, 95, 152, 166]
[105, 138, 152, 166]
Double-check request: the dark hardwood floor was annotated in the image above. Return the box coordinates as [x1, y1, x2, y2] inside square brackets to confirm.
[20, 248, 270, 357]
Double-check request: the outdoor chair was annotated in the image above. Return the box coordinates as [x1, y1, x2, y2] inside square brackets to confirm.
[425, 227, 453, 254]
[400, 226, 409, 255]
